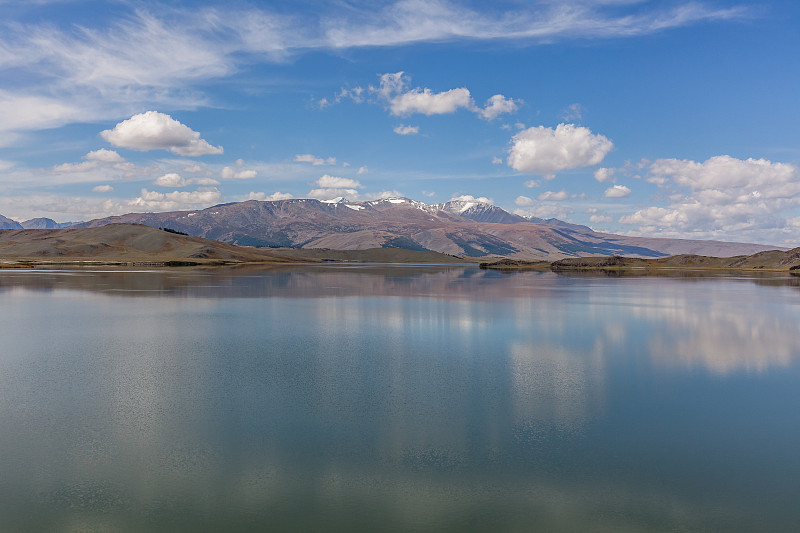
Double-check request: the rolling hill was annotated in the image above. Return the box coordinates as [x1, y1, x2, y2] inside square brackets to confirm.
[0, 224, 463, 266]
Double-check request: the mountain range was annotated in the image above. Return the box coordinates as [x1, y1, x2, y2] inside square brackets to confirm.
[64, 197, 782, 260]
[1, 197, 786, 260]
[0, 215, 77, 229]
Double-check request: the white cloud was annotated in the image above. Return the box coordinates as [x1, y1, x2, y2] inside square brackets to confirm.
[523, 179, 540, 188]
[323, 1, 745, 48]
[590, 215, 613, 223]
[193, 177, 220, 185]
[294, 154, 336, 165]
[308, 188, 360, 201]
[492, 157, 503, 165]
[101, 111, 223, 156]
[183, 164, 206, 173]
[390, 86, 473, 116]
[315, 175, 362, 189]
[394, 124, 419, 135]
[619, 156, 800, 243]
[594, 167, 615, 183]
[52, 149, 134, 175]
[128, 187, 222, 212]
[0, 91, 86, 143]
[538, 190, 570, 201]
[0, 3, 745, 146]
[561, 103, 583, 122]
[451, 194, 492, 204]
[247, 191, 293, 201]
[154, 173, 188, 187]
[514, 205, 574, 220]
[479, 94, 520, 120]
[221, 166, 257, 179]
[92, 185, 114, 193]
[369, 190, 405, 200]
[515, 195, 534, 207]
[53, 160, 98, 173]
[357, 166, 368, 175]
[85, 149, 124, 163]
[508, 123, 613, 175]
[604, 185, 631, 198]
[365, 72, 519, 121]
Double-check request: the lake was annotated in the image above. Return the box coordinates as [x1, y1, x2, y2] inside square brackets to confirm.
[1, 265, 799, 532]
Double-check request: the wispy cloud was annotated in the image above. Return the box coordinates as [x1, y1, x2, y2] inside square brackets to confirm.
[0, 1, 746, 141]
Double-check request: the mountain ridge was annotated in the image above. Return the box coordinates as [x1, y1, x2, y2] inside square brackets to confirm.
[12, 197, 787, 260]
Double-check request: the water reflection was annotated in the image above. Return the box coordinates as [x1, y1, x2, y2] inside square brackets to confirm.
[1, 267, 799, 531]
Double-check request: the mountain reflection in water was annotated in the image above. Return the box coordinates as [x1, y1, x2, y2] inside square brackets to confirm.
[1, 266, 799, 531]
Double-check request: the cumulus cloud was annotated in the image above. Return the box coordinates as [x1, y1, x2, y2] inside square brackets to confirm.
[294, 153, 336, 165]
[247, 191, 293, 201]
[315, 175, 362, 189]
[492, 157, 503, 165]
[154, 173, 187, 187]
[154, 172, 220, 187]
[307, 175, 364, 201]
[478, 94, 520, 120]
[357, 166, 368, 175]
[590, 215, 613, 223]
[390, 86, 473, 116]
[85, 149, 124, 163]
[92, 185, 114, 193]
[619, 155, 800, 242]
[524, 179, 540, 188]
[604, 185, 631, 198]
[515, 195, 534, 207]
[594, 167, 615, 183]
[538, 190, 570, 201]
[508, 123, 613, 175]
[451, 194, 492, 204]
[370, 190, 405, 200]
[128, 187, 222, 212]
[342, 72, 519, 122]
[221, 166, 257, 179]
[394, 124, 419, 135]
[52, 149, 134, 174]
[101, 111, 223, 156]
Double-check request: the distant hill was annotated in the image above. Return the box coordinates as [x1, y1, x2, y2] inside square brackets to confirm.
[68, 197, 783, 260]
[20, 217, 81, 229]
[0, 224, 462, 266]
[549, 249, 800, 271]
[0, 214, 23, 230]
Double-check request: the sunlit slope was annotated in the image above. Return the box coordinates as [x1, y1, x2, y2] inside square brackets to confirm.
[0, 224, 464, 265]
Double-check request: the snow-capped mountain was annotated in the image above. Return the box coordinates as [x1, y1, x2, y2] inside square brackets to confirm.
[66, 197, 780, 260]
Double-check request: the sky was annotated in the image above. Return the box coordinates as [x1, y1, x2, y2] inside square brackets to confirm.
[1, 0, 799, 246]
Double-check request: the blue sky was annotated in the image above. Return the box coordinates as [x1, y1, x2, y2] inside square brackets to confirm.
[1, 0, 799, 246]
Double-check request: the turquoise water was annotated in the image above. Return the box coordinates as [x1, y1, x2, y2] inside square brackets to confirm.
[1, 266, 799, 531]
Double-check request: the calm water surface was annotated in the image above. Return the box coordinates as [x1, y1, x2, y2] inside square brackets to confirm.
[1, 265, 799, 532]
